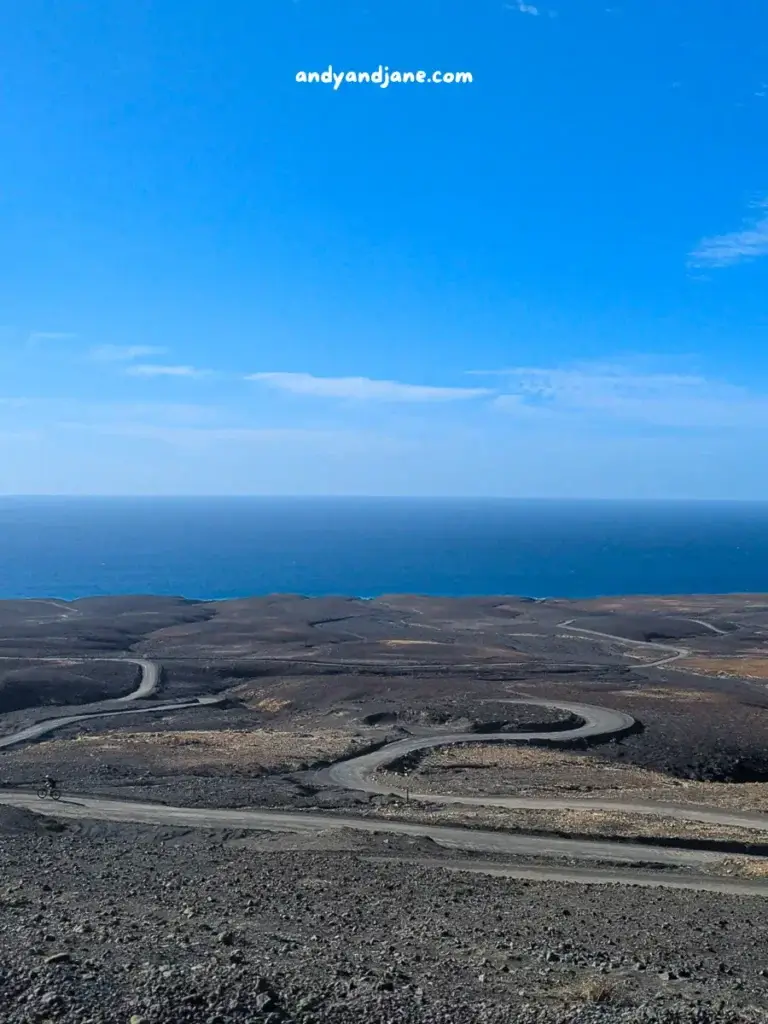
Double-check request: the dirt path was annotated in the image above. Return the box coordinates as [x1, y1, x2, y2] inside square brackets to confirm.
[2, 625, 766, 881]
[0, 658, 222, 749]
[0, 789, 738, 874]
[364, 856, 768, 895]
[557, 619, 692, 668]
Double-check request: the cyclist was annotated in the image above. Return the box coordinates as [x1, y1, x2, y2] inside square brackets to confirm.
[43, 774, 58, 796]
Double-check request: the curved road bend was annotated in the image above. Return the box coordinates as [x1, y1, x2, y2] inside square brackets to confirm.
[0, 696, 222, 750]
[557, 620, 691, 669]
[115, 658, 161, 701]
[0, 655, 161, 701]
[327, 699, 635, 794]
[4, 671, 768, 838]
[2, 639, 768, 892]
[326, 697, 768, 834]
[0, 657, 222, 750]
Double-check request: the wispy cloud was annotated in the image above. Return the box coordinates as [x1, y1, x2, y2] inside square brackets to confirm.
[0, 398, 224, 426]
[27, 331, 77, 347]
[82, 424, 388, 451]
[0, 395, 404, 453]
[125, 364, 209, 378]
[248, 372, 492, 403]
[0, 429, 42, 442]
[90, 345, 168, 362]
[483, 362, 768, 429]
[504, 0, 540, 12]
[689, 198, 768, 268]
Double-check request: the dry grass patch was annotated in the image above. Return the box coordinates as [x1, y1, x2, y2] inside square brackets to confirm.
[416, 745, 667, 775]
[717, 856, 768, 878]
[380, 640, 447, 647]
[381, 741, 768, 812]
[8, 728, 352, 772]
[720, 856, 768, 880]
[581, 597, 705, 614]
[612, 687, 725, 703]
[227, 682, 300, 710]
[371, 802, 768, 846]
[385, 744, 688, 800]
[508, 808, 767, 844]
[675, 657, 768, 680]
[557, 975, 625, 1006]
[253, 698, 292, 713]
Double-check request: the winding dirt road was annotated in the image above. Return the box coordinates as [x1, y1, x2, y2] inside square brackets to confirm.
[558, 620, 692, 668]
[115, 658, 161, 701]
[324, 695, 768, 832]
[325, 698, 635, 793]
[0, 657, 222, 750]
[2, 622, 768, 893]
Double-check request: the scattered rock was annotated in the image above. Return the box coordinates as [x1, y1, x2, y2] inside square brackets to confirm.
[44, 952, 72, 965]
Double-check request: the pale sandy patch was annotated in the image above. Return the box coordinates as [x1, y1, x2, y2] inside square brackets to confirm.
[8, 728, 352, 771]
[228, 681, 302, 710]
[380, 640, 447, 647]
[382, 743, 768, 812]
[369, 803, 768, 848]
[253, 698, 292, 713]
[717, 856, 768, 878]
[612, 687, 725, 703]
[675, 657, 768, 680]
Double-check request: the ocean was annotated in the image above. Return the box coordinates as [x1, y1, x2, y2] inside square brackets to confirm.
[1, 496, 768, 601]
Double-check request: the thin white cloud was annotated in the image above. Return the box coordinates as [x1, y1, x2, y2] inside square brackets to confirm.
[486, 362, 768, 429]
[0, 398, 224, 426]
[90, 345, 168, 362]
[689, 198, 768, 268]
[0, 394, 408, 460]
[247, 372, 492, 403]
[82, 425, 385, 450]
[505, 1, 540, 13]
[125, 364, 209, 378]
[27, 331, 77, 347]
[0, 429, 41, 441]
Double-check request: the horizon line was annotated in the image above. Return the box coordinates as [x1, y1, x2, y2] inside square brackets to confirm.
[1, 494, 767, 504]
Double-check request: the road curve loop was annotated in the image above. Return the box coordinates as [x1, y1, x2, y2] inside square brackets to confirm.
[327, 698, 636, 797]
[0, 658, 222, 750]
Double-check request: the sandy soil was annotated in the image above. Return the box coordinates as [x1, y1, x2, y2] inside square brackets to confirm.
[365, 801, 768, 851]
[2, 810, 768, 1023]
[5, 726, 356, 773]
[675, 657, 768, 679]
[383, 743, 768, 811]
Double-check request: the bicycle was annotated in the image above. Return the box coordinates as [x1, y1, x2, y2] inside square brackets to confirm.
[36, 785, 61, 801]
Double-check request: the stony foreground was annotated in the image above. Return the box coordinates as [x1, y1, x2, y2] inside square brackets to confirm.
[1, 810, 767, 1024]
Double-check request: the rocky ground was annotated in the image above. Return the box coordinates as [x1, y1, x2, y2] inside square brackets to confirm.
[5, 594, 768, 1021]
[2, 808, 768, 1024]
[0, 660, 138, 714]
[5, 593, 768, 787]
[0, 702, 581, 811]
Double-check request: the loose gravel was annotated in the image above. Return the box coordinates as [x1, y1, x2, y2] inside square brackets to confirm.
[2, 810, 768, 1024]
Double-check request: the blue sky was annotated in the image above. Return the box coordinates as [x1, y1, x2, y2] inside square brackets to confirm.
[1, 0, 767, 497]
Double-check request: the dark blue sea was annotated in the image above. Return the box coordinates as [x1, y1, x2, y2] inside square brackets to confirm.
[1, 497, 768, 601]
